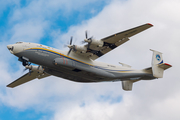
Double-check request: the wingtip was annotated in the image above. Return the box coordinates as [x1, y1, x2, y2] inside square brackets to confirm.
[147, 23, 153, 26]
[6, 85, 13, 88]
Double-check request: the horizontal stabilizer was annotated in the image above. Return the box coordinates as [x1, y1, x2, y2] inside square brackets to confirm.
[7, 72, 50, 88]
[158, 63, 172, 70]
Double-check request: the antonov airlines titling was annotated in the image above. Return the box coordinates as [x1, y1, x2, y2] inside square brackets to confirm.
[7, 23, 172, 91]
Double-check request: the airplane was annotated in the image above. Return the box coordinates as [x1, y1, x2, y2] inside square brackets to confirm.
[6, 23, 172, 91]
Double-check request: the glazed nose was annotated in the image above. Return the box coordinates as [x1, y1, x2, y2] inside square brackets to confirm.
[7, 45, 14, 54]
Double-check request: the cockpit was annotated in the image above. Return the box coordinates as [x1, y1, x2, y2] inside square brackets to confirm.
[16, 42, 23, 44]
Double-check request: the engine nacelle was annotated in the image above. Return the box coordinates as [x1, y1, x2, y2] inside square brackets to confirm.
[84, 39, 104, 47]
[25, 65, 44, 73]
[91, 39, 104, 47]
[74, 45, 87, 53]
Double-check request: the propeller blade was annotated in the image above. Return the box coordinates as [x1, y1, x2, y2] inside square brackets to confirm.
[72, 45, 77, 52]
[23, 68, 28, 72]
[28, 69, 32, 76]
[87, 37, 93, 49]
[67, 48, 72, 56]
[70, 36, 73, 45]
[87, 43, 90, 49]
[22, 63, 31, 73]
[85, 31, 88, 39]
[81, 41, 86, 44]
[89, 36, 93, 40]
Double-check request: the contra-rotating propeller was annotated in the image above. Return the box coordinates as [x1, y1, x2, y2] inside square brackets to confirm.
[82, 31, 93, 49]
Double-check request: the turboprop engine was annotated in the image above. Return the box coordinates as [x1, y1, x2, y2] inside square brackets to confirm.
[25, 65, 44, 73]
[66, 36, 88, 55]
[83, 31, 104, 48]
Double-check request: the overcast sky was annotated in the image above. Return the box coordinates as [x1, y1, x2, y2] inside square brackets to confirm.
[0, 0, 180, 120]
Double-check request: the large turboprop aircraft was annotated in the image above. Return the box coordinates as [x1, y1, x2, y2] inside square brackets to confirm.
[7, 23, 172, 91]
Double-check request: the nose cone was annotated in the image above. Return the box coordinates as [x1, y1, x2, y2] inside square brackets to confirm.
[7, 45, 12, 49]
[7, 44, 14, 54]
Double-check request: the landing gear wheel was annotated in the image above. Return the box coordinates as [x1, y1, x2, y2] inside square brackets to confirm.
[22, 60, 30, 66]
[22, 61, 28, 66]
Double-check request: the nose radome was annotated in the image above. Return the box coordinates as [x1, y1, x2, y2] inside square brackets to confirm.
[7, 44, 14, 54]
[7, 45, 12, 49]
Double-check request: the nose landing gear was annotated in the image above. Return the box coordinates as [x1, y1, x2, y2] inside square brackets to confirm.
[22, 60, 31, 66]
[18, 56, 31, 66]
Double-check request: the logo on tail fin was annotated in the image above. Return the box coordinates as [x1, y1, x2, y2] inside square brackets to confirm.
[156, 54, 161, 61]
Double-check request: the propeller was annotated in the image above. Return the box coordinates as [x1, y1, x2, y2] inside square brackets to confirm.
[23, 62, 31, 72]
[23, 65, 32, 76]
[82, 31, 93, 49]
[67, 36, 76, 56]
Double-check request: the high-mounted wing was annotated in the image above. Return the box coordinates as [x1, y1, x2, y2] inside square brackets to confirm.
[7, 72, 50, 88]
[85, 23, 153, 60]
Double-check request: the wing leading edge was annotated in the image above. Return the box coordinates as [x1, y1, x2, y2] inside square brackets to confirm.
[7, 72, 50, 88]
[88, 23, 153, 60]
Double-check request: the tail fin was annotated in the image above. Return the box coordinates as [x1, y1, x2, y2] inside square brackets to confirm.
[150, 49, 172, 78]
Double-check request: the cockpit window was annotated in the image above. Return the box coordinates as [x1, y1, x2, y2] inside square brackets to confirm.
[16, 42, 23, 44]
